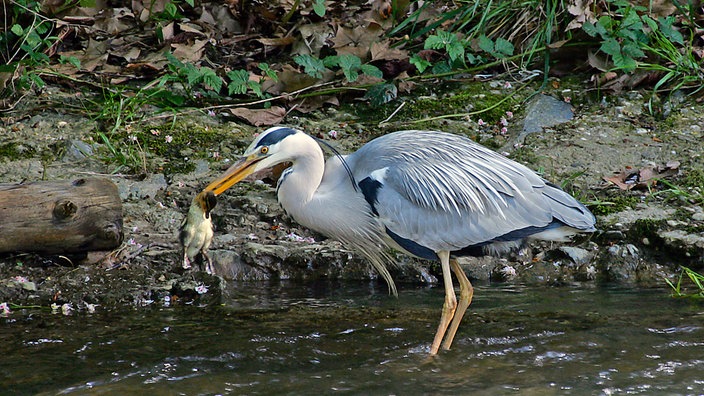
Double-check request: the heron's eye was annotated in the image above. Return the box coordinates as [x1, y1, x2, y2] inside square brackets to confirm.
[260, 146, 269, 154]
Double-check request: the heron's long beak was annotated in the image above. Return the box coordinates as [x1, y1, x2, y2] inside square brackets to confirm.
[203, 155, 260, 196]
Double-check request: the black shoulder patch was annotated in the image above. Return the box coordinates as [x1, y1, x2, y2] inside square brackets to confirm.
[256, 127, 297, 147]
[359, 176, 382, 216]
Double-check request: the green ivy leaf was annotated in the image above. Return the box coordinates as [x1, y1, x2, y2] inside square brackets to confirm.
[313, 0, 326, 17]
[294, 54, 326, 78]
[227, 69, 250, 95]
[478, 35, 495, 54]
[494, 38, 514, 57]
[409, 54, 431, 73]
[600, 38, 621, 57]
[360, 64, 383, 79]
[658, 16, 683, 45]
[10, 24, 24, 36]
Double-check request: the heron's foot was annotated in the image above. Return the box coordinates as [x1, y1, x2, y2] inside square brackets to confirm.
[429, 297, 458, 355]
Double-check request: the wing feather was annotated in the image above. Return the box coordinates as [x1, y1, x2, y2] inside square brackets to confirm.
[348, 130, 591, 252]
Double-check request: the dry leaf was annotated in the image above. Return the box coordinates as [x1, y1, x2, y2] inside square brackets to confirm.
[230, 106, 286, 126]
[290, 96, 339, 114]
[291, 23, 334, 57]
[566, 0, 596, 30]
[256, 36, 296, 47]
[332, 25, 381, 60]
[370, 40, 407, 61]
[604, 161, 680, 190]
[171, 39, 209, 62]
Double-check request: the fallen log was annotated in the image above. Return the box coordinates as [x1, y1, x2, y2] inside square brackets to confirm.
[0, 178, 123, 254]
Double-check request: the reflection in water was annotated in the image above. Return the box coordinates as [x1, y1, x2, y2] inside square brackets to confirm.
[1, 282, 703, 394]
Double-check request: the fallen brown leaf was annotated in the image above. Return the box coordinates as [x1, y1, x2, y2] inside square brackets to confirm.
[370, 40, 407, 61]
[604, 161, 680, 190]
[230, 106, 286, 126]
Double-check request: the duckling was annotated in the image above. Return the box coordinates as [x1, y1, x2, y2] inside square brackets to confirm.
[179, 190, 217, 274]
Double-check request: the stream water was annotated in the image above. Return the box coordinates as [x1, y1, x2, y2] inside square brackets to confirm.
[1, 281, 702, 395]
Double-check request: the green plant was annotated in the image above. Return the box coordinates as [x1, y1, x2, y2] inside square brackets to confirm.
[651, 178, 704, 205]
[410, 29, 515, 75]
[0, 0, 55, 95]
[639, 18, 703, 95]
[666, 266, 704, 299]
[164, 52, 277, 99]
[583, 0, 702, 91]
[88, 85, 173, 174]
[582, 1, 648, 72]
[294, 54, 382, 82]
[96, 131, 148, 175]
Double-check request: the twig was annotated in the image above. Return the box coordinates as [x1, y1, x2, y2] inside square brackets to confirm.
[378, 101, 406, 127]
[142, 81, 339, 123]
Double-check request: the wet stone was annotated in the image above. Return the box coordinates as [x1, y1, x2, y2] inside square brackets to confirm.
[519, 94, 574, 140]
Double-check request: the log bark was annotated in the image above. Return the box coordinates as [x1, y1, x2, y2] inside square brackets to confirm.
[0, 178, 123, 254]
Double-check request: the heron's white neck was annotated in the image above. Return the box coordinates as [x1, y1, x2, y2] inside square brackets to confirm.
[276, 134, 325, 220]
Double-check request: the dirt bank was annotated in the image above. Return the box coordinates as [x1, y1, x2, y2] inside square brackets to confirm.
[1, 82, 703, 312]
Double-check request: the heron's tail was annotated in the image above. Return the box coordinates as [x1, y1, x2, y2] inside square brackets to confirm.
[543, 182, 596, 232]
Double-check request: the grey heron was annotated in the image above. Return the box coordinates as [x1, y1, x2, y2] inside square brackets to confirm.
[184, 126, 596, 355]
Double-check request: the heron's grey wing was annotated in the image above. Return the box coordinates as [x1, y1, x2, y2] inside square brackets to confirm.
[352, 130, 592, 253]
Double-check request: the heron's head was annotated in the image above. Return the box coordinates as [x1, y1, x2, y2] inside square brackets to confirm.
[203, 126, 307, 196]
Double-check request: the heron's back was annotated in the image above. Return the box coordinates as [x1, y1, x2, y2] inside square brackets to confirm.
[346, 130, 595, 255]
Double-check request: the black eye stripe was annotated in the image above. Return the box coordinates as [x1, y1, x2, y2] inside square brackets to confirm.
[255, 127, 297, 148]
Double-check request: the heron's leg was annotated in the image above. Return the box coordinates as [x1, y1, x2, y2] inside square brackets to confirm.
[429, 250, 457, 355]
[441, 258, 474, 350]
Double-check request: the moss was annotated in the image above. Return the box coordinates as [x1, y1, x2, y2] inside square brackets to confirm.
[589, 194, 640, 216]
[0, 142, 38, 161]
[627, 218, 666, 241]
[398, 86, 513, 124]
[100, 124, 250, 175]
[679, 169, 704, 189]
[345, 81, 517, 127]
[508, 144, 540, 166]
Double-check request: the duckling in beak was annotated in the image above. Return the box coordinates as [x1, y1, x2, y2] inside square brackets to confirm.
[179, 190, 217, 274]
